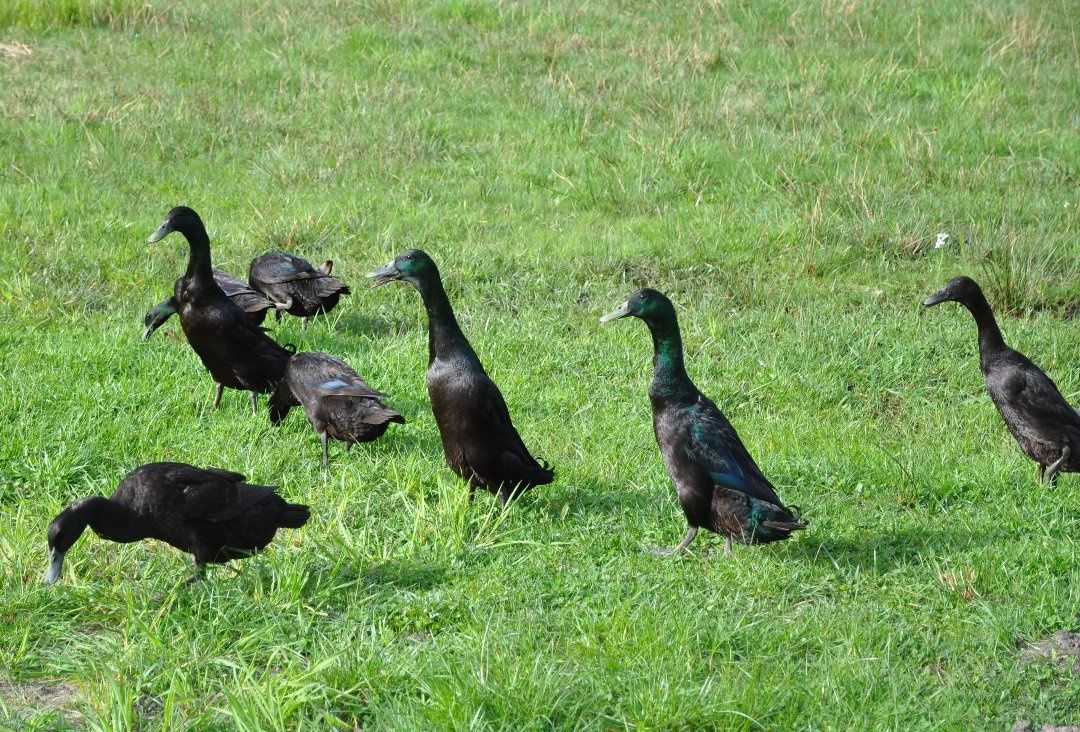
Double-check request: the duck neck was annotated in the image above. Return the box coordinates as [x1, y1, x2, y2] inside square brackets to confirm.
[72, 496, 144, 543]
[962, 293, 1007, 360]
[415, 276, 476, 365]
[181, 225, 215, 286]
[647, 316, 694, 400]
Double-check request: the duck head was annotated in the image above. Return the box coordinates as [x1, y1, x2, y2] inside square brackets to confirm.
[148, 206, 204, 244]
[44, 498, 100, 585]
[142, 299, 177, 340]
[367, 249, 439, 289]
[923, 276, 984, 308]
[600, 288, 677, 326]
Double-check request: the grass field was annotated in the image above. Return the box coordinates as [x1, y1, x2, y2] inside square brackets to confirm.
[1, 0, 1079, 728]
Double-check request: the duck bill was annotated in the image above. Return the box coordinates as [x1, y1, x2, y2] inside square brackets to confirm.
[147, 221, 172, 244]
[44, 547, 65, 585]
[922, 288, 950, 308]
[141, 323, 157, 341]
[366, 263, 400, 288]
[599, 301, 631, 324]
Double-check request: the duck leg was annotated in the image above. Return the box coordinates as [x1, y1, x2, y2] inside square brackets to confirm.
[250, 392, 258, 415]
[1044, 446, 1071, 486]
[211, 383, 224, 410]
[187, 560, 207, 585]
[321, 431, 330, 469]
[301, 317, 308, 331]
[724, 536, 733, 556]
[652, 526, 698, 556]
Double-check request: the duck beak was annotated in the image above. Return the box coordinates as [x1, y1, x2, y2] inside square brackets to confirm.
[366, 261, 400, 288]
[599, 301, 631, 324]
[44, 547, 65, 585]
[922, 288, 951, 308]
[147, 219, 172, 244]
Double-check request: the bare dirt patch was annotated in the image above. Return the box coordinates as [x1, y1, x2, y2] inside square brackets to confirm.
[0, 679, 82, 727]
[1021, 630, 1080, 671]
[0, 41, 33, 59]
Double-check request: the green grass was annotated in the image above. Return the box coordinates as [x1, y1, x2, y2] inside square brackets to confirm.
[1, 0, 1078, 728]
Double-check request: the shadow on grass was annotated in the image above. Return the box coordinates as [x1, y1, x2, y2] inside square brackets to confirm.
[787, 526, 1006, 571]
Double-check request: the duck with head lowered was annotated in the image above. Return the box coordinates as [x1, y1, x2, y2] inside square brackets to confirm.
[248, 251, 350, 330]
[45, 462, 309, 585]
[368, 249, 554, 504]
[268, 351, 404, 468]
[601, 288, 806, 555]
[148, 206, 293, 413]
[924, 276, 1080, 484]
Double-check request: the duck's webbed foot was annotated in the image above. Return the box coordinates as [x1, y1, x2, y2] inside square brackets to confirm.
[1044, 445, 1071, 486]
[651, 526, 698, 556]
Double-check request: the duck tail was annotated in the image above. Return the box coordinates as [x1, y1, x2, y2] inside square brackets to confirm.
[280, 503, 310, 529]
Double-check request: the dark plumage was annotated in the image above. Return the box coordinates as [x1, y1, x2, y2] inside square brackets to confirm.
[248, 251, 350, 329]
[148, 207, 293, 413]
[142, 269, 274, 339]
[601, 288, 805, 554]
[269, 351, 405, 468]
[924, 276, 1080, 484]
[44, 462, 309, 584]
[368, 249, 554, 503]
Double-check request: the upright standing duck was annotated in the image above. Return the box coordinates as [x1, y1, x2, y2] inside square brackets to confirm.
[924, 276, 1080, 484]
[368, 250, 554, 503]
[601, 288, 805, 554]
[148, 207, 293, 413]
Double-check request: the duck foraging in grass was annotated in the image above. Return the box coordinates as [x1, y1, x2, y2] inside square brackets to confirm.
[44, 462, 309, 584]
[148, 207, 293, 414]
[248, 251, 350, 329]
[269, 351, 405, 468]
[143, 271, 274, 340]
[368, 249, 554, 504]
[924, 276, 1080, 484]
[600, 288, 806, 555]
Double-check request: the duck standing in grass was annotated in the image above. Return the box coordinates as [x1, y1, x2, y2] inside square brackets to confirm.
[924, 276, 1080, 484]
[248, 251, 350, 329]
[148, 207, 293, 413]
[45, 462, 309, 584]
[601, 288, 805, 554]
[142, 270, 274, 337]
[368, 250, 554, 503]
[269, 351, 405, 468]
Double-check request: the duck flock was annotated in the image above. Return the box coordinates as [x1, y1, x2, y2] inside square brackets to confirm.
[44, 204, 1080, 585]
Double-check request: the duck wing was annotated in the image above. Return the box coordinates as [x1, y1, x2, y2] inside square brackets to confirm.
[171, 464, 277, 522]
[999, 364, 1080, 436]
[251, 252, 325, 284]
[683, 395, 786, 507]
[472, 375, 553, 481]
[290, 352, 387, 400]
[212, 268, 260, 297]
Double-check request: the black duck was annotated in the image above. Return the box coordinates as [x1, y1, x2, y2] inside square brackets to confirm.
[601, 288, 805, 554]
[143, 269, 273, 338]
[924, 276, 1080, 484]
[269, 351, 404, 468]
[248, 251, 350, 329]
[45, 462, 309, 584]
[148, 207, 293, 413]
[368, 249, 553, 503]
